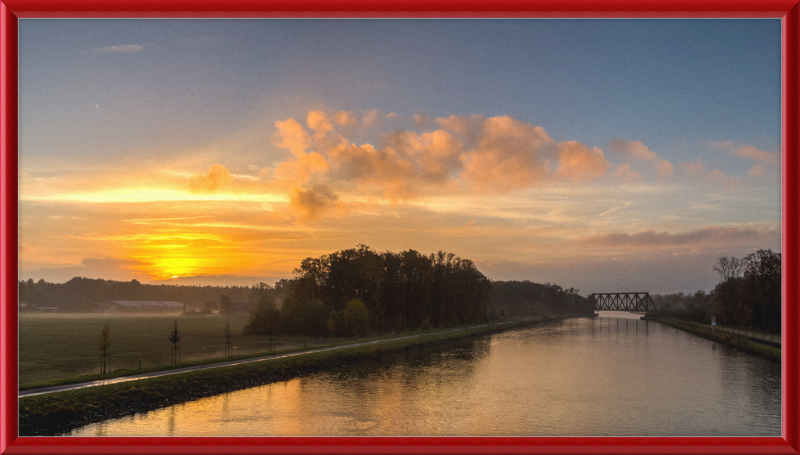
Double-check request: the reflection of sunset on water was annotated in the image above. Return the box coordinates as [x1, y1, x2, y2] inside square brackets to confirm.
[67, 319, 780, 437]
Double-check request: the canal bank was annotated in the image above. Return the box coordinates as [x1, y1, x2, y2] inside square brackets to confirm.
[643, 317, 781, 363]
[65, 315, 782, 437]
[20, 315, 587, 436]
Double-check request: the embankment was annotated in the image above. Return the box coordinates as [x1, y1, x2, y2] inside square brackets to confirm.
[20, 316, 578, 436]
[643, 317, 781, 364]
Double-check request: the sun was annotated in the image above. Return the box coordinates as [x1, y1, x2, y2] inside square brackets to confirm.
[121, 231, 266, 281]
[148, 256, 203, 280]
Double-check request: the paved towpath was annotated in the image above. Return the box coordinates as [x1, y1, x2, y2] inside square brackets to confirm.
[20, 321, 521, 399]
[667, 318, 782, 346]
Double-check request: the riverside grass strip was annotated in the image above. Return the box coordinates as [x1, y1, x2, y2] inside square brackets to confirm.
[19, 316, 564, 436]
[19, 316, 541, 392]
[644, 317, 781, 363]
[20, 335, 390, 392]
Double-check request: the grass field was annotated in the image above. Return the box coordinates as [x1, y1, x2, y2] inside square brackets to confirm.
[644, 317, 781, 363]
[19, 313, 338, 386]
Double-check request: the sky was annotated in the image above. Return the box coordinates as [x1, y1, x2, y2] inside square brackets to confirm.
[18, 19, 782, 295]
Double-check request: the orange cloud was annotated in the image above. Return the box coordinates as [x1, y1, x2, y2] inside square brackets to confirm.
[334, 110, 357, 127]
[680, 158, 705, 176]
[182, 110, 666, 220]
[737, 145, 779, 166]
[657, 159, 674, 181]
[611, 164, 643, 183]
[708, 140, 779, 166]
[307, 110, 334, 141]
[678, 157, 739, 188]
[272, 118, 312, 155]
[413, 112, 433, 129]
[609, 138, 658, 161]
[609, 138, 674, 182]
[381, 129, 463, 183]
[271, 111, 612, 199]
[580, 226, 774, 248]
[461, 115, 558, 190]
[263, 111, 617, 200]
[273, 151, 330, 186]
[327, 142, 419, 199]
[289, 184, 341, 221]
[362, 109, 382, 128]
[189, 164, 232, 194]
[708, 169, 740, 190]
[436, 114, 487, 143]
[553, 141, 609, 183]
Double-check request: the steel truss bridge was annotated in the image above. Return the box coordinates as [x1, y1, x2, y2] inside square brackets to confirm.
[589, 292, 657, 312]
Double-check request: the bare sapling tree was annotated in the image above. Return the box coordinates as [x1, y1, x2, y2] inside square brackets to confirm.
[98, 324, 111, 374]
[327, 316, 336, 340]
[169, 320, 181, 364]
[713, 256, 744, 282]
[224, 319, 233, 357]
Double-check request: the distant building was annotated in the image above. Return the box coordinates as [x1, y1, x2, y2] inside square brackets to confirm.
[108, 300, 184, 313]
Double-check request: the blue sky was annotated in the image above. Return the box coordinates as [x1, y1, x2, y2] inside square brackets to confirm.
[18, 19, 782, 294]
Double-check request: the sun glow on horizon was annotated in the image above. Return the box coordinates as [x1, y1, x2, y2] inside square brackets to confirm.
[20, 187, 289, 204]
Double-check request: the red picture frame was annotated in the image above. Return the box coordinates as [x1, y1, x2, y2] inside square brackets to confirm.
[1, 0, 798, 453]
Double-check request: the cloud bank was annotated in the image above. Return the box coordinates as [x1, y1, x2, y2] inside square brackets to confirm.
[181, 109, 775, 228]
[188, 110, 626, 219]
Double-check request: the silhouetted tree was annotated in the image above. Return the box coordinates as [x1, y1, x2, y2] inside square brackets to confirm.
[491, 280, 590, 317]
[169, 320, 181, 364]
[247, 245, 494, 336]
[244, 292, 282, 335]
[344, 299, 370, 338]
[743, 249, 781, 333]
[655, 249, 782, 333]
[282, 297, 329, 336]
[326, 315, 336, 338]
[98, 324, 111, 374]
[714, 256, 744, 283]
[223, 319, 233, 357]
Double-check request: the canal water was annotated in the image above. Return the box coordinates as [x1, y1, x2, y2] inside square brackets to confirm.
[67, 313, 781, 437]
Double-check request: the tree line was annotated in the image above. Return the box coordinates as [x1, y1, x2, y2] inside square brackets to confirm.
[18, 276, 252, 312]
[244, 245, 593, 338]
[712, 249, 781, 333]
[245, 245, 493, 337]
[491, 280, 591, 317]
[649, 249, 781, 334]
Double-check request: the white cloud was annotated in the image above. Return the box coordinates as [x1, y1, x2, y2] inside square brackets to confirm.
[88, 44, 144, 54]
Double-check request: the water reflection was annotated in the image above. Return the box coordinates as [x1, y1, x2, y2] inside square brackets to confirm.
[67, 317, 780, 437]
